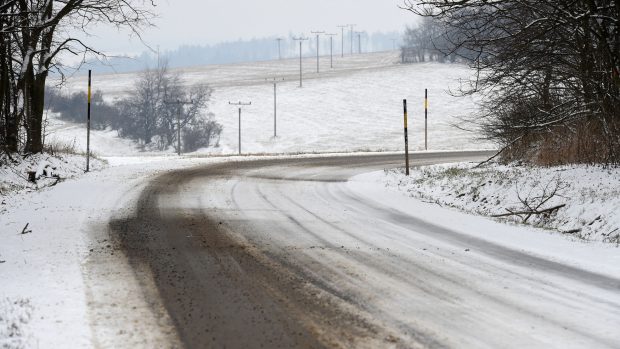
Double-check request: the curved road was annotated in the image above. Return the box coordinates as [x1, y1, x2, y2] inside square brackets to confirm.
[109, 151, 620, 349]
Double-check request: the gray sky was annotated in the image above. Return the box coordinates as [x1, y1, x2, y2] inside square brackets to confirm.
[87, 0, 415, 54]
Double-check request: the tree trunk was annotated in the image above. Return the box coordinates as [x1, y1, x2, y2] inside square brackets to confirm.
[0, 25, 18, 152]
[25, 74, 45, 153]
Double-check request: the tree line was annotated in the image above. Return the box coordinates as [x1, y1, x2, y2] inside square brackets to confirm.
[47, 63, 222, 152]
[404, 0, 620, 165]
[0, 0, 153, 155]
[84, 30, 404, 74]
[400, 17, 475, 64]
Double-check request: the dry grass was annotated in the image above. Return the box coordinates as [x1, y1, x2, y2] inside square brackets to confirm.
[43, 139, 99, 159]
[502, 118, 620, 166]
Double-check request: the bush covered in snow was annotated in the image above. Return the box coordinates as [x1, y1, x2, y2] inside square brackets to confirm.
[384, 162, 620, 244]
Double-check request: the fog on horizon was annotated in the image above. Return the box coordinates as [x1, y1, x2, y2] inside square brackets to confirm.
[84, 0, 414, 55]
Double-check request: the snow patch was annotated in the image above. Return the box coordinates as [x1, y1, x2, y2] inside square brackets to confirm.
[0, 298, 33, 349]
[0, 153, 106, 198]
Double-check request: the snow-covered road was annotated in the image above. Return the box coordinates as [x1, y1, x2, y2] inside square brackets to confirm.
[108, 151, 620, 348]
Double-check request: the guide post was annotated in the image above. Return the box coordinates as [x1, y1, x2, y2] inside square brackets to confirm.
[86, 70, 91, 173]
[425, 89, 428, 151]
[403, 99, 410, 176]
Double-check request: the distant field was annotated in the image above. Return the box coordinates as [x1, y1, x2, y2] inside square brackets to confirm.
[53, 51, 491, 156]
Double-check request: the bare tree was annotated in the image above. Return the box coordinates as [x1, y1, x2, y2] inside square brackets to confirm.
[401, 17, 446, 63]
[403, 0, 620, 165]
[118, 63, 220, 152]
[1, 0, 154, 154]
[1, 1, 24, 153]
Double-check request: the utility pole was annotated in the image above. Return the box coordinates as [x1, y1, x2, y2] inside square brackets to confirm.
[311, 31, 325, 73]
[349, 24, 356, 55]
[229, 101, 252, 155]
[266, 78, 284, 138]
[164, 99, 194, 156]
[293, 37, 308, 87]
[276, 38, 283, 60]
[337, 25, 348, 57]
[325, 33, 338, 68]
[86, 70, 91, 172]
[355, 31, 363, 54]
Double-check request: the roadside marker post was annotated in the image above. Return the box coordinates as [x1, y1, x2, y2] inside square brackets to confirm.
[229, 101, 252, 155]
[86, 70, 91, 173]
[403, 99, 410, 176]
[425, 89, 428, 151]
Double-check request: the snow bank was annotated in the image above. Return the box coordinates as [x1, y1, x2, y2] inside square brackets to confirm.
[0, 153, 106, 198]
[380, 162, 620, 244]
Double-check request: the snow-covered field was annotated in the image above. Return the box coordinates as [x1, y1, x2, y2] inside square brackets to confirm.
[373, 162, 620, 244]
[54, 51, 490, 156]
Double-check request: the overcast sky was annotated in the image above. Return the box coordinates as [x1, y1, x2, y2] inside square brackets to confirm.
[86, 0, 416, 54]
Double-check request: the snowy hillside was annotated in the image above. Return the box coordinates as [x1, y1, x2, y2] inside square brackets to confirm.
[53, 51, 490, 156]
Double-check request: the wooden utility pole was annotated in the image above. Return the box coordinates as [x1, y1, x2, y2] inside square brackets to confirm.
[276, 38, 283, 60]
[311, 31, 325, 73]
[229, 101, 252, 155]
[164, 99, 193, 156]
[293, 37, 309, 87]
[349, 24, 356, 55]
[326, 33, 338, 68]
[337, 25, 348, 57]
[355, 31, 363, 54]
[266, 78, 284, 138]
